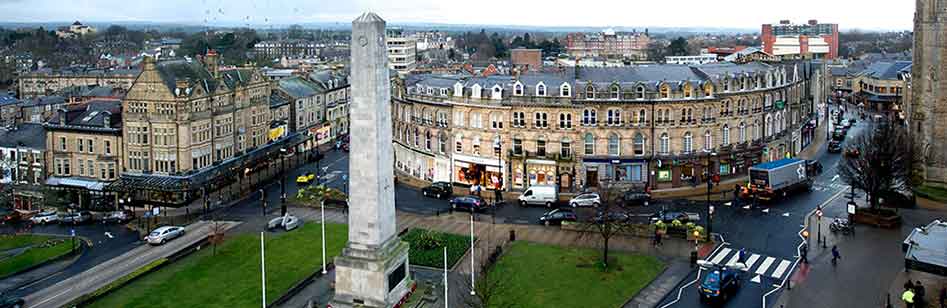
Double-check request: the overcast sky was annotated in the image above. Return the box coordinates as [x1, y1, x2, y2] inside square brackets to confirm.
[1, 0, 914, 31]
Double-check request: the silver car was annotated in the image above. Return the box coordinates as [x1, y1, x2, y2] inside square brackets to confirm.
[267, 214, 301, 231]
[569, 192, 601, 208]
[146, 226, 185, 245]
[30, 211, 59, 224]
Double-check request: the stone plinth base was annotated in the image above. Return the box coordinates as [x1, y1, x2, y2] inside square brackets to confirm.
[330, 236, 411, 308]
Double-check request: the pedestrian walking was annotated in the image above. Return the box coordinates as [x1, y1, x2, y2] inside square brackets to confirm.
[800, 244, 808, 264]
[733, 184, 741, 207]
[905, 280, 915, 292]
[915, 281, 926, 306]
[831, 245, 840, 266]
[738, 248, 747, 264]
[938, 286, 945, 308]
[903, 288, 916, 308]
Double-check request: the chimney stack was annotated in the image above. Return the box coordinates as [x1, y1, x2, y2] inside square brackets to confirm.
[175, 79, 189, 97]
[206, 49, 220, 79]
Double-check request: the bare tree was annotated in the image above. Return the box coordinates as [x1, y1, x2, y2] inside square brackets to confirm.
[576, 181, 630, 269]
[838, 122, 916, 209]
[207, 219, 227, 256]
[462, 235, 512, 308]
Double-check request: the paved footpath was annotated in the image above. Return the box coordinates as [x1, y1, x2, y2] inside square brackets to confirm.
[24, 220, 240, 308]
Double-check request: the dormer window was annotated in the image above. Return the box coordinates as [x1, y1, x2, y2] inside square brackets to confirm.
[703, 83, 713, 97]
[636, 86, 645, 100]
[683, 83, 693, 98]
[440, 88, 448, 96]
[491, 85, 503, 100]
[560, 83, 571, 97]
[536, 82, 546, 96]
[471, 84, 482, 99]
[611, 85, 620, 100]
[723, 79, 730, 92]
[453, 83, 464, 97]
[586, 85, 595, 99]
[513, 82, 524, 96]
[660, 84, 670, 99]
[426, 87, 433, 95]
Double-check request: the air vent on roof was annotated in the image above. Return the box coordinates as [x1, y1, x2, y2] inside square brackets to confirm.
[82, 111, 99, 122]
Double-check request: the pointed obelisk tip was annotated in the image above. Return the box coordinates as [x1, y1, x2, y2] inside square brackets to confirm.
[354, 12, 385, 24]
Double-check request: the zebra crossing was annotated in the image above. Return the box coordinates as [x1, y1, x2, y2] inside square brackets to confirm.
[705, 247, 795, 281]
[812, 182, 848, 191]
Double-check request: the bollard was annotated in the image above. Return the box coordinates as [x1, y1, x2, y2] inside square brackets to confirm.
[509, 229, 516, 242]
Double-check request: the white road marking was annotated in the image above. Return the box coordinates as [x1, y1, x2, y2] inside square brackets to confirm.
[751, 275, 762, 283]
[710, 248, 732, 264]
[725, 253, 741, 267]
[782, 213, 790, 217]
[831, 175, 839, 182]
[743, 254, 761, 271]
[104, 232, 113, 239]
[770, 260, 792, 279]
[756, 257, 776, 275]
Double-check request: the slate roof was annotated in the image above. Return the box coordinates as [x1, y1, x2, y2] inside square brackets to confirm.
[0, 123, 46, 149]
[270, 94, 290, 108]
[155, 59, 216, 93]
[19, 96, 66, 108]
[859, 61, 912, 80]
[221, 69, 253, 89]
[278, 77, 321, 99]
[46, 100, 122, 131]
[576, 65, 705, 90]
[0, 95, 16, 106]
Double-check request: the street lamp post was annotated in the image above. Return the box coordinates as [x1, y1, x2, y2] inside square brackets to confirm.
[260, 189, 266, 216]
[493, 135, 502, 224]
[280, 148, 287, 216]
[707, 152, 717, 236]
[469, 213, 476, 296]
[320, 199, 327, 274]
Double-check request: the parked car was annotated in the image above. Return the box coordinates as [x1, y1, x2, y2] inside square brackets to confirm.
[3, 209, 37, 223]
[592, 210, 631, 224]
[827, 140, 843, 153]
[0, 292, 24, 308]
[697, 261, 745, 303]
[832, 129, 846, 141]
[622, 190, 652, 206]
[267, 214, 301, 231]
[650, 210, 700, 223]
[806, 160, 823, 175]
[60, 211, 93, 225]
[517, 185, 558, 207]
[844, 147, 861, 158]
[145, 226, 185, 245]
[568, 192, 601, 208]
[421, 182, 453, 199]
[296, 173, 316, 185]
[30, 211, 59, 224]
[449, 195, 489, 212]
[538, 209, 577, 226]
[103, 210, 135, 224]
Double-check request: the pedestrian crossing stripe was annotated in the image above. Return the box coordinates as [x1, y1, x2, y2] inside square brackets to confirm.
[743, 254, 760, 271]
[710, 248, 731, 264]
[704, 248, 794, 280]
[756, 257, 776, 275]
[725, 253, 741, 267]
[771, 260, 791, 278]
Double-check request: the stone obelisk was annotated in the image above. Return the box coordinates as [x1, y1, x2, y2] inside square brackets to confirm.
[330, 12, 411, 308]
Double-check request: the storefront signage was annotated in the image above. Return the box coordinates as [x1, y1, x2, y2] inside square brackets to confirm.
[268, 125, 286, 141]
[453, 153, 503, 167]
[775, 100, 785, 109]
[525, 159, 556, 166]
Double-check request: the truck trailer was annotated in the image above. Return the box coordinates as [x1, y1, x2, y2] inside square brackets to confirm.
[745, 158, 813, 201]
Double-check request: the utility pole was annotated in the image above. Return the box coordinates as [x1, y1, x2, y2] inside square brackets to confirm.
[280, 148, 287, 216]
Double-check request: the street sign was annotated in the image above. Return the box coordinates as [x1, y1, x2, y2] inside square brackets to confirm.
[709, 205, 715, 215]
[847, 202, 856, 215]
[152, 207, 160, 216]
[70, 229, 75, 237]
[816, 209, 823, 218]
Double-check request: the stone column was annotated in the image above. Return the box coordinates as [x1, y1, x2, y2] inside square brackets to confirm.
[331, 12, 411, 308]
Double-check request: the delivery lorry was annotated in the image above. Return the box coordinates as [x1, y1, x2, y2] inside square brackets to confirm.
[745, 158, 812, 201]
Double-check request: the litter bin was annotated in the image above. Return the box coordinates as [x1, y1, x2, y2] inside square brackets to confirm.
[690, 251, 698, 267]
[509, 229, 516, 242]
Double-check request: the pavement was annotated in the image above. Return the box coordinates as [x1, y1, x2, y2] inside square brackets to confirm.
[22, 220, 240, 308]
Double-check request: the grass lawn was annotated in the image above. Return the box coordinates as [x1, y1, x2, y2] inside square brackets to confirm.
[88, 223, 348, 308]
[0, 234, 59, 251]
[916, 185, 947, 203]
[486, 241, 664, 308]
[401, 228, 472, 268]
[0, 237, 74, 278]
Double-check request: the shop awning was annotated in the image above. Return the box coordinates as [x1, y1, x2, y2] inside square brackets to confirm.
[903, 220, 947, 276]
[46, 177, 107, 191]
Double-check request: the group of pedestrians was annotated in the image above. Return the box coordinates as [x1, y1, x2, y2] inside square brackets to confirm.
[901, 280, 927, 308]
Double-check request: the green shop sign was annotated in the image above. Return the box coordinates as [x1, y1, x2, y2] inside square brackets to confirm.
[775, 100, 786, 109]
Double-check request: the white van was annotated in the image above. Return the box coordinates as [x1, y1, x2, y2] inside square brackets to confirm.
[518, 186, 558, 207]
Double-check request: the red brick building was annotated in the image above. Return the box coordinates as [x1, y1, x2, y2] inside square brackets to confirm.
[761, 20, 838, 60]
[511, 48, 542, 72]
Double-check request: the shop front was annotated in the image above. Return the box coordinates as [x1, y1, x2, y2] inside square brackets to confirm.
[394, 143, 436, 181]
[433, 156, 451, 183]
[452, 153, 505, 189]
[800, 120, 816, 151]
[580, 157, 649, 188]
[524, 159, 557, 188]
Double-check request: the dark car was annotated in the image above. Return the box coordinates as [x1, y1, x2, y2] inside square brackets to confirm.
[538, 209, 577, 226]
[103, 210, 135, 224]
[422, 182, 453, 199]
[592, 210, 631, 224]
[832, 129, 846, 141]
[698, 264, 742, 302]
[827, 140, 843, 153]
[806, 160, 823, 175]
[0, 292, 24, 308]
[60, 211, 94, 225]
[449, 195, 488, 212]
[650, 210, 700, 223]
[622, 190, 651, 206]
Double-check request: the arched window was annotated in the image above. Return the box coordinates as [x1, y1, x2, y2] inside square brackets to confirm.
[704, 83, 713, 97]
[414, 127, 420, 147]
[582, 108, 597, 126]
[722, 125, 730, 145]
[636, 86, 646, 99]
[425, 130, 432, 151]
[438, 133, 447, 153]
[660, 133, 670, 154]
[584, 133, 595, 155]
[611, 85, 621, 99]
[723, 78, 730, 92]
[455, 134, 463, 153]
[753, 120, 761, 139]
[683, 132, 693, 153]
[634, 133, 645, 155]
[586, 85, 596, 99]
[765, 114, 773, 136]
[683, 83, 693, 98]
[513, 82, 524, 96]
[638, 110, 646, 124]
[560, 83, 571, 97]
[704, 130, 712, 151]
[537, 83, 546, 96]
[607, 109, 622, 126]
[608, 133, 620, 156]
[660, 84, 670, 99]
[739, 122, 746, 143]
[473, 136, 481, 155]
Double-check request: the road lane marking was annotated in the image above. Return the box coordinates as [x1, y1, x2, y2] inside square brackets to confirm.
[709, 248, 731, 264]
[755, 257, 776, 275]
[725, 253, 741, 267]
[743, 254, 760, 271]
[770, 260, 792, 278]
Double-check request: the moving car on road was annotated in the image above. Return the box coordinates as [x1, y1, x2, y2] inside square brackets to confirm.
[697, 260, 746, 303]
[568, 192, 600, 208]
[517, 185, 558, 208]
[650, 210, 700, 223]
[103, 210, 135, 224]
[60, 211, 94, 225]
[30, 211, 59, 224]
[539, 209, 577, 226]
[449, 195, 489, 212]
[421, 182, 453, 199]
[622, 189, 651, 206]
[827, 140, 843, 153]
[145, 226, 185, 245]
[0, 292, 24, 308]
[267, 214, 301, 231]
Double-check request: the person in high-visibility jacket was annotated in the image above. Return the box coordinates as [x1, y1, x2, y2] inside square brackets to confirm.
[903, 288, 916, 308]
